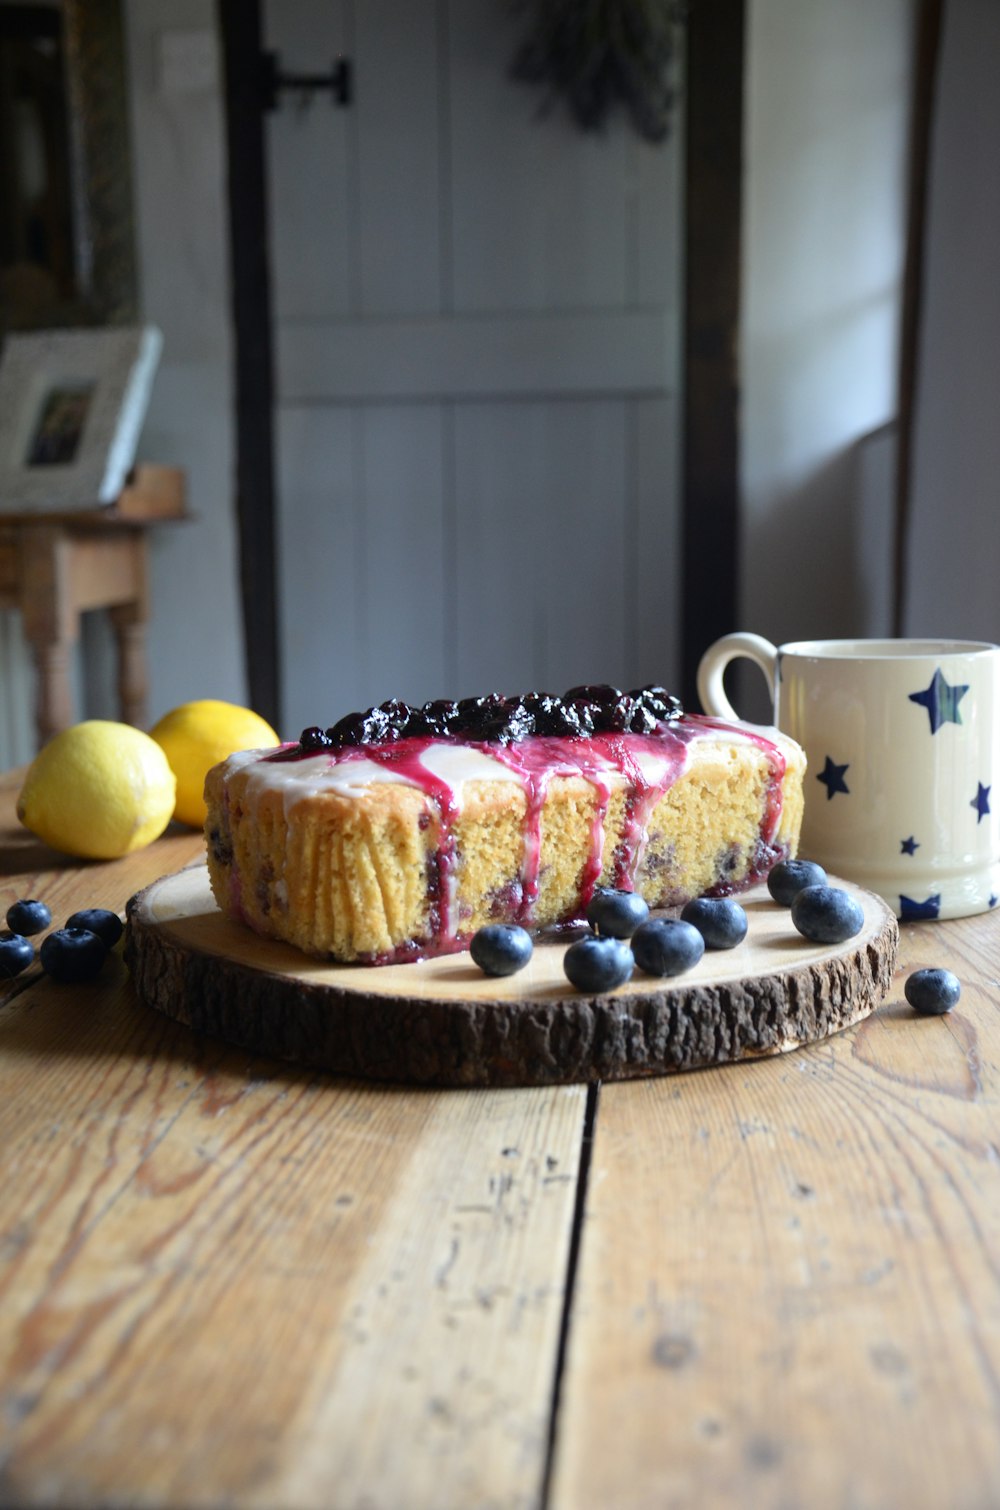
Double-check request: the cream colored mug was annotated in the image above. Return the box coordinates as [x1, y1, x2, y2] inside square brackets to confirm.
[698, 634, 1000, 921]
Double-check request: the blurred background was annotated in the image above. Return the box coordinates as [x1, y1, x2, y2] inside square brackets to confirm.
[0, 0, 996, 765]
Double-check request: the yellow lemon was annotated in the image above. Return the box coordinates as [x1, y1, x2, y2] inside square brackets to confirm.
[149, 699, 280, 828]
[17, 720, 177, 860]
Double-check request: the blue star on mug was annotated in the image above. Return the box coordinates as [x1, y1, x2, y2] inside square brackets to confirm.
[817, 756, 850, 800]
[908, 668, 969, 734]
[971, 783, 991, 823]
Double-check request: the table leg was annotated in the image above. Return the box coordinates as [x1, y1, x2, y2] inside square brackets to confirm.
[109, 604, 149, 730]
[20, 525, 76, 750]
[29, 641, 74, 748]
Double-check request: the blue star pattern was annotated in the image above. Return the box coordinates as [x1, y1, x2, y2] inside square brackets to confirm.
[972, 783, 991, 823]
[899, 893, 942, 921]
[817, 756, 850, 800]
[900, 836, 919, 855]
[908, 668, 969, 734]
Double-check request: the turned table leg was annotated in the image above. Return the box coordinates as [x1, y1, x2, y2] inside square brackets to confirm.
[19, 525, 77, 750]
[109, 604, 149, 730]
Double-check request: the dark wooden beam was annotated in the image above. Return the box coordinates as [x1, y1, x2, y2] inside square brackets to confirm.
[892, 0, 945, 636]
[680, 0, 745, 708]
[218, 0, 280, 728]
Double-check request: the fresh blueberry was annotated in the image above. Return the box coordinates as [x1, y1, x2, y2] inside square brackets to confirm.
[586, 887, 650, 939]
[65, 908, 124, 949]
[790, 885, 864, 944]
[680, 897, 748, 950]
[905, 967, 961, 1016]
[5, 898, 51, 936]
[631, 918, 705, 977]
[767, 858, 829, 906]
[564, 935, 634, 993]
[0, 931, 34, 978]
[39, 928, 108, 984]
[470, 924, 533, 977]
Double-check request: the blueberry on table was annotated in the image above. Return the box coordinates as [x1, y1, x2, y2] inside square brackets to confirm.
[767, 859, 828, 907]
[0, 931, 34, 979]
[39, 928, 108, 984]
[564, 936, 634, 993]
[631, 918, 705, 978]
[586, 887, 650, 939]
[680, 897, 748, 950]
[905, 968, 961, 1016]
[5, 898, 51, 936]
[65, 908, 124, 949]
[790, 885, 864, 944]
[470, 924, 533, 977]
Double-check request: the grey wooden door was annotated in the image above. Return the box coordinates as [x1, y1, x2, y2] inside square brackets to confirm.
[264, 0, 681, 733]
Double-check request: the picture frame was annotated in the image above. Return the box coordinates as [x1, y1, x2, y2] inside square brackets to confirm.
[0, 325, 162, 512]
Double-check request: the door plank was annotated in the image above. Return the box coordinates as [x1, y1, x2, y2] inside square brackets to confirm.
[549, 917, 1000, 1508]
[0, 962, 587, 1508]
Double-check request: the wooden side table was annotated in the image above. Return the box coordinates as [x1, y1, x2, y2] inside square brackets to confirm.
[0, 465, 186, 749]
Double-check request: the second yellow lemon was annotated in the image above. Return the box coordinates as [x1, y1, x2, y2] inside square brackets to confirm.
[150, 700, 280, 828]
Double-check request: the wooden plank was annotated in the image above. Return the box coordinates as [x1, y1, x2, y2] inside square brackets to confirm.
[277, 311, 673, 401]
[549, 912, 1000, 1509]
[0, 774, 587, 1509]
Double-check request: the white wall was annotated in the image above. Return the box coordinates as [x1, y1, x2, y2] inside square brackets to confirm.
[740, 0, 913, 685]
[902, 0, 1000, 642]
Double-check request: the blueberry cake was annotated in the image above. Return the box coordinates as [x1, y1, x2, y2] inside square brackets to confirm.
[204, 686, 806, 963]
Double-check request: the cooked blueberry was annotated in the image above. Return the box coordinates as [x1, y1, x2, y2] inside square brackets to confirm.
[298, 725, 331, 751]
[565, 698, 596, 736]
[39, 927, 107, 984]
[631, 918, 705, 977]
[6, 898, 51, 936]
[767, 859, 829, 906]
[564, 935, 634, 992]
[564, 684, 620, 708]
[522, 693, 580, 737]
[631, 685, 682, 722]
[790, 885, 864, 944]
[586, 887, 650, 938]
[470, 924, 533, 977]
[65, 908, 124, 948]
[680, 897, 748, 949]
[326, 711, 367, 747]
[0, 931, 34, 978]
[905, 967, 961, 1016]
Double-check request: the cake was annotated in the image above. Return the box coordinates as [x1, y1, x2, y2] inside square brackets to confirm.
[204, 686, 806, 963]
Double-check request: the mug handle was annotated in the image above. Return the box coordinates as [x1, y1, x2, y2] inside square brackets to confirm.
[697, 633, 779, 721]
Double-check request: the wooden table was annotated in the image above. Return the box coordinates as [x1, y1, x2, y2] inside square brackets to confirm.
[1, 765, 999, 1509]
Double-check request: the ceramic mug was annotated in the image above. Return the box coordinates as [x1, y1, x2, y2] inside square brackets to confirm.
[697, 634, 1000, 921]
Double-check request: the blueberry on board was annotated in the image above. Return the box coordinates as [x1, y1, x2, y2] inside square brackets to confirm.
[586, 887, 650, 939]
[470, 924, 533, 977]
[65, 908, 124, 949]
[905, 968, 961, 1016]
[790, 885, 864, 944]
[5, 898, 51, 936]
[631, 918, 705, 978]
[39, 928, 107, 984]
[767, 859, 828, 907]
[680, 897, 748, 950]
[564, 936, 634, 993]
[0, 931, 34, 979]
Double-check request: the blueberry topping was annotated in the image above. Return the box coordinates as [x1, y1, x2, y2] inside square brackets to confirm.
[586, 886, 650, 939]
[0, 931, 34, 978]
[295, 682, 684, 752]
[631, 918, 705, 977]
[564, 935, 635, 993]
[680, 897, 748, 950]
[65, 908, 124, 949]
[470, 923, 534, 977]
[5, 898, 51, 936]
[790, 885, 864, 944]
[39, 927, 108, 984]
[904, 967, 961, 1016]
[767, 859, 829, 907]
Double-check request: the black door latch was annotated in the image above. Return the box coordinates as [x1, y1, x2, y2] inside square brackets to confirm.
[259, 51, 352, 111]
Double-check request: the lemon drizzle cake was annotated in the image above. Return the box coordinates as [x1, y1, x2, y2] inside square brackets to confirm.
[204, 686, 805, 963]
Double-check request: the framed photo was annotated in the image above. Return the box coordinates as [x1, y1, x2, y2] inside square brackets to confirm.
[0, 326, 162, 512]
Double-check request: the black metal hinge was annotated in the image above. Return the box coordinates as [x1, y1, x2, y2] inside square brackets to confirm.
[259, 51, 352, 112]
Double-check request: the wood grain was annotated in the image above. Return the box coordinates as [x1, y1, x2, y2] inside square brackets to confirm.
[126, 866, 897, 1087]
[549, 910, 1000, 1509]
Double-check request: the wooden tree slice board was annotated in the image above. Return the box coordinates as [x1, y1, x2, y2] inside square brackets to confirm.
[125, 865, 899, 1088]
